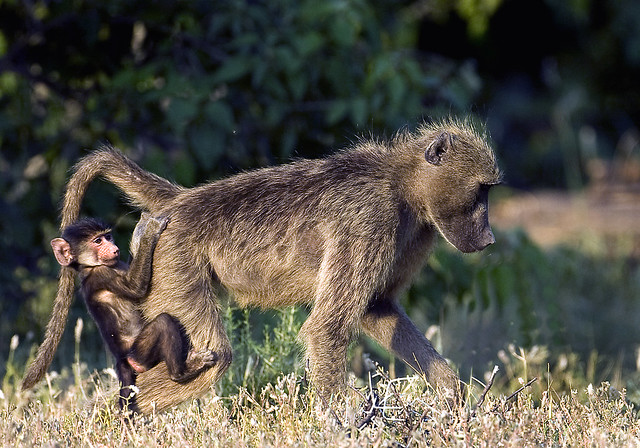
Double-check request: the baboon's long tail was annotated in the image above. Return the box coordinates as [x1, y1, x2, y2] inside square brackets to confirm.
[61, 145, 184, 228]
[21, 268, 75, 390]
[22, 146, 183, 390]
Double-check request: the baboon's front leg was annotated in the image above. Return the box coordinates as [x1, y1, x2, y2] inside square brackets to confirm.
[361, 300, 462, 399]
[300, 308, 354, 396]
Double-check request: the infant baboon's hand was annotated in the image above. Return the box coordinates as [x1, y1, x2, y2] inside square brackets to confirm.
[149, 215, 170, 232]
[144, 215, 170, 234]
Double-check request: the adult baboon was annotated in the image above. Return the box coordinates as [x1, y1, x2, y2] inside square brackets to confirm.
[24, 118, 502, 413]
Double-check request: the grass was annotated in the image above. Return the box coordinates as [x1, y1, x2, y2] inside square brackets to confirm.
[3, 366, 640, 446]
[3, 315, 640, 447]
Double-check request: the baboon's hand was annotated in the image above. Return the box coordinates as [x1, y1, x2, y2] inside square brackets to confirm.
[147, 215, 170, 233]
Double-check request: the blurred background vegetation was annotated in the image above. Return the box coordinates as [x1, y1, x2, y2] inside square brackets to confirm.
[2, 0, 640, 400]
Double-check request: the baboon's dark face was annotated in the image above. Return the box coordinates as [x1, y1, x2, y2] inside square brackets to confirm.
[419, 129, 501, 253]
[431, 182, 496, 253]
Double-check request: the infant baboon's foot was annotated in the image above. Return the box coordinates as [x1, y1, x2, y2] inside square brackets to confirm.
[188, 349, 217, 370]
[170, 350, 217, 383]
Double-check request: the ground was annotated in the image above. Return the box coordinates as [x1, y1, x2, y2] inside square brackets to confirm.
[492, 182, 640, 257]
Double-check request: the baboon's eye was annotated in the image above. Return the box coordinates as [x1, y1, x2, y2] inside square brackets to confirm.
[93, 235, 109, 245]
[94, 233, 113, 245]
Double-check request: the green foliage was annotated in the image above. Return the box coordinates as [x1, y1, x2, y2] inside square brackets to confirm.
[0, 0, 481, 347]
[486, 0, 640, 189]
[426, 0, 505, 37]
[219, 306, 306, 396]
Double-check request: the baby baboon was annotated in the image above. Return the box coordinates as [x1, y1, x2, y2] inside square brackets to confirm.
[28, 215, 216, 411]
[24, 118, 502, 413]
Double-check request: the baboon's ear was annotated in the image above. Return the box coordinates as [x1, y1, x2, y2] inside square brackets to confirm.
[425, 132, 452, 166]
[51, 238, 74, 266]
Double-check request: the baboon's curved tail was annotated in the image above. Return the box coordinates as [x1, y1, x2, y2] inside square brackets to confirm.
[22, 268, 75, 390]
[61, 145, 184, 228]
[22, 146, 183, 390]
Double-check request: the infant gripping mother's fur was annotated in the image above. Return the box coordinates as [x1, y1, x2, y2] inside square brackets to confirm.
[24, 118, 502, 413]
[24, 214, 216, 412]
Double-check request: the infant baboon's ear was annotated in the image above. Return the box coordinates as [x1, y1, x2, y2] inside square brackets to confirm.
[425, 132, 453, 166]
[51, 238, 73, 266]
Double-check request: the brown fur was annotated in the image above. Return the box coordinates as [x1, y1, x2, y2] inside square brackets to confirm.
[25, 118, 502, 413]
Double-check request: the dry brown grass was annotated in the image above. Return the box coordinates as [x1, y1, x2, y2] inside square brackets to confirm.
[3, 359, 640, 447]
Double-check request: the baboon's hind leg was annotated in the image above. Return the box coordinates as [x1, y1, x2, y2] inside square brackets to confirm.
[133, 306, 232, 414]
[133, 265, 233, 414]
